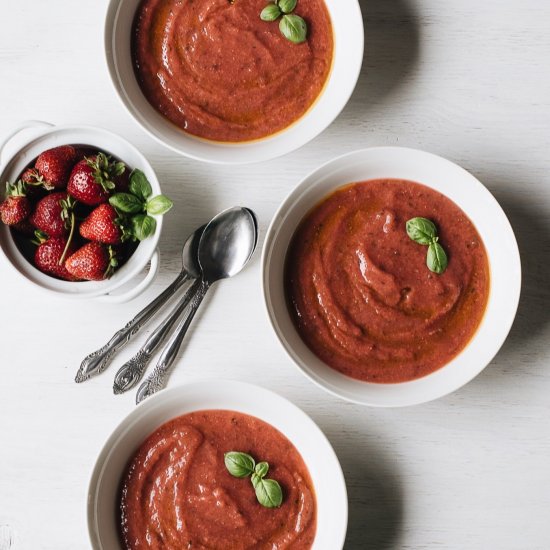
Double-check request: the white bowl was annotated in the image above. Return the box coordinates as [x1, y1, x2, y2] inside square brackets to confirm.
[104, 0, 364, 164]
[262, 147, 522, 407]
[0, 121, 162, 302]
[87, 380, 348, 549]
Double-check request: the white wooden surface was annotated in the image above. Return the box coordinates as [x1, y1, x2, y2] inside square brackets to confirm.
[1, 1, 549, 548]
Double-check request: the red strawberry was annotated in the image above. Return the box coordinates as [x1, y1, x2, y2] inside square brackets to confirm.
[35, 145, 78, 188]
[67, 153, 125, 206]
[21, 168, 50, 198]
[34, 235, 79, 281]
[0, 181, 31, 225]
[29, 192, 73, 237]
[80, 204, 123, 244]
[65, 242, 118, 281]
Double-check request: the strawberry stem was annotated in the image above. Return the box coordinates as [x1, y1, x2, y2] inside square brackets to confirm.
[58, 212, 75, 265]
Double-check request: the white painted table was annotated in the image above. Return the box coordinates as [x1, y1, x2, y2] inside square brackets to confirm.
[1, 1, 549, 548]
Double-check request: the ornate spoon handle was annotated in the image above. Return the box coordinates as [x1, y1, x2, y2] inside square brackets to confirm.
[75, 271, 189, 383]
[113, 278, 203, 394]
[136, 279, 210, 404]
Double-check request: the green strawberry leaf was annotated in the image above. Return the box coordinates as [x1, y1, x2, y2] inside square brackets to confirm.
[146, 195, 174, 216]
[131, 214, 156, 241]
[129, 169, 153, 201]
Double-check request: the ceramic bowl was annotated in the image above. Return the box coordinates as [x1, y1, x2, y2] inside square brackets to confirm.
[87, 380, 348, 549]
[104, 0, 364, 164]
[0, 121, 161, 302]
[262, 147, 522, 406]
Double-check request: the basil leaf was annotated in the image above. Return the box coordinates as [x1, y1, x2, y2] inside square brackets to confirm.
[224, 452, 255, 478]
[131, 214, 156, 241]
[251, 472, 262, 488]
[279, 14, 307, 44]
[260, 3, 281, 21]
[109, 193, 144, 214]
[254, 478, 283, 508]
[406, 217, 438, 245]
[146, 195, 174, 216]
[427, 241, 448, 274]
[129, 169, 152, 201]
[255, 462, 269, 479]
[278, 0, 297, 14]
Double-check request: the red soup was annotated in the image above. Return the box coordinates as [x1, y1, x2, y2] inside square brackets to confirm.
[285, 179, 490, 383]
[119, 410, 317, 549]
[132, 0, 333, 142]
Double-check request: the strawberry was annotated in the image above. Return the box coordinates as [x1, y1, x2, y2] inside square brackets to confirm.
[34, 235, 79, 281]
[79, 204, 123, 244]
[67, 153, 125, 206]
[65, 242, 117, 281]
[21, 167, 50, 198]
[35, 145, 79, 188]
[29, 192, 74, 237]
[0, 181, 31, 225]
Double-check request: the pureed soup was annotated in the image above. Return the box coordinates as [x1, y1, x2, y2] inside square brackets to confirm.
[285, 179, 490, 383]
[119, 410, 317, 549]
[132, 0, 333, 142]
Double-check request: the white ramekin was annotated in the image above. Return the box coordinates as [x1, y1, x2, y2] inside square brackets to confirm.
[0, 121, 162, 302]
[104, 0, 364, 164]
[262, 147, 522, 407]
[87, 380, 348, 549]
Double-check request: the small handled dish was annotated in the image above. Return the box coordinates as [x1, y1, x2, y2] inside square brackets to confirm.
[0, 121, 162, 302]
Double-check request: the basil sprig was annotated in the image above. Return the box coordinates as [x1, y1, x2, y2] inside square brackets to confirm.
[109, 169, 173, 241]
[259, 0, 308, 44]
[406, 217, 448, 274]
[224, 452, 283, 508]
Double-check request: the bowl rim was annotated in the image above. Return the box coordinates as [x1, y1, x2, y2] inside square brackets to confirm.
[0, 123, 162, 298]
[103, 0, 365, 165]
[87, 379, 348, 549]
[261, 146, 522, 407]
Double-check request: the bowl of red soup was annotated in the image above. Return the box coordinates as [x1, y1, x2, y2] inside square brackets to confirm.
[104, 0, 363, 164]
[87, 380, 347, 549]
[262, 147, 521, 406]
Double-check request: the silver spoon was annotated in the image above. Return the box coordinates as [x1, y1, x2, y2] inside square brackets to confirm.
[135, 206, 257, 404]
[74, 225, 204, 383]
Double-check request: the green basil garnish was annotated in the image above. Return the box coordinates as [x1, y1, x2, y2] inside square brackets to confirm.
[259, 0, 308, 44]
[225, 452, 283, 508]
[260, 3, 281, 21]
[129, 168, 152, 201]
[279, 14, 307, 44]
[427, 241, 448, 274]
[278, 0, 297, 13]
[109, 193, 143, 214]
[131, 214, 156, 241]
[255, 461, 269, 478]
[405, 217, 448, 274]
[406, 217, 437, 245]
[224, 452, 256, 478]
[254, 478, 283, 508]
[146, 195, 174, 216]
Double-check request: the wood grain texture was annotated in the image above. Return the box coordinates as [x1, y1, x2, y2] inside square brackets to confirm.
[1, 0, 550, 548]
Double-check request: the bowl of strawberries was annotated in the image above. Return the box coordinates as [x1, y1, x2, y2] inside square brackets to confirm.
[0, 121, 172, 301]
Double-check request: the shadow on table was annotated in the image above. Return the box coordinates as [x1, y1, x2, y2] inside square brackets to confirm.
[338, 441, 404, 549]
[348, 0, 420, 110]
[470, 176, 550, 384]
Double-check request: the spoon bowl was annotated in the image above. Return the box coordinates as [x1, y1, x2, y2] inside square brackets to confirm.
[198, 207, 257, 283]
